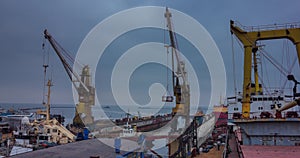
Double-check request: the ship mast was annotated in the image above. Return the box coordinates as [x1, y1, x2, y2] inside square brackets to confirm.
[44, 79, 52, 123]
[42, 43, 51, 124]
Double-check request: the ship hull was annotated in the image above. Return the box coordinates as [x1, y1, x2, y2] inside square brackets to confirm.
[197, 113, 216, 146]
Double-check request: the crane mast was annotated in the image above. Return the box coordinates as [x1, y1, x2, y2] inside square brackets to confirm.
[230, 20, 300, 119]
[44, 29, 95, 126]
[165, 7, 190, 127]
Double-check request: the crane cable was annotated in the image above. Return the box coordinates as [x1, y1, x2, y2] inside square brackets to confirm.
[232, 25, 299, 98]
[166, 47, 170, 94]
[163, 21, 171, 97]
[259, 47, 288, 76]
[259, 41, 297, 92]
[281, 40, 297, 91]
[170, 21, 188, 89]
[171, 20, 181, 57]
[235, 31, 292, 94]
[258, 53, 272, 97]
[232, 27, 289, 76]
[52, 38, 84, 69]
[233, 35, 272, 97]
[231, 34, 237, 97]
[258, 72, 271, 96]
[256, 41, 271, 93]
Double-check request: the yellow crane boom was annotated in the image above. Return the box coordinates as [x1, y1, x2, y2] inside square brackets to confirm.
[165, 7, 190, 125]
[44, 29, 95, 126]
[230, 20, 300, 119]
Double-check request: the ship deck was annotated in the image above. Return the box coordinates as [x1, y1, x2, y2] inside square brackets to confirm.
[241, 145, 300, 158]
[195, 146, 224, 158]
[229, 118, 300, 123]
[226, 126, 300, 158]
[11, 138, 139, 158]
[227, 131, 241, 158]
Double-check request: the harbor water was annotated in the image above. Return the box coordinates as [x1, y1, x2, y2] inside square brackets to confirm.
[0, 103, 208, 125]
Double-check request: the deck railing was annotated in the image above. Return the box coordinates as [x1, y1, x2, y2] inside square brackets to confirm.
[222, 128, 229, 158]
[233, 21, 300, 32]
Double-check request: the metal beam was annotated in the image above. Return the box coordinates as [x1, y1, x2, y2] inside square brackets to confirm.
[230, 20, 300, 118]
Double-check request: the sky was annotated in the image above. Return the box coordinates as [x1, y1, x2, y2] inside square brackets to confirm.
[0, 0, 300, 106]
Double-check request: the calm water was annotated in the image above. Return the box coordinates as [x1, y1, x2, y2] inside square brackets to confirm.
[0, 103, 76, 125]
[0, 103, 207, 125]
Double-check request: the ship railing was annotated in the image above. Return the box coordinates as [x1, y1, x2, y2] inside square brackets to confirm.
[222, 128, 229, 158]
[234, 130, 244, 158]
[228, 110, 273, 120]
[227, 96, 239, 105]
[227, 91, 293, 106]
[233, 20, 300, 32]
[229, 110, 300, 120]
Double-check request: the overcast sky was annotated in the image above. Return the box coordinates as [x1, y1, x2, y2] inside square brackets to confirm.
[1, 1, 300, 106]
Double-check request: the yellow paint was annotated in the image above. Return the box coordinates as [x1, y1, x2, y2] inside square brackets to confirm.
[172, 103, 185, 114]
[77, 102, 85, 114]
[213, 105, 228, 113]
[252, 47, 261, 95]
[230, 21, 300, 118]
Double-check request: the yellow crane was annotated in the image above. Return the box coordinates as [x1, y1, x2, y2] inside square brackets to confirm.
[44, 29, 95, 126]
[230, 20, 300, 119]
[164, 7, 190, 126]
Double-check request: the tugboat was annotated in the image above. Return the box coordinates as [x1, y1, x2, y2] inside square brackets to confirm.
[120, 122, 136, 138]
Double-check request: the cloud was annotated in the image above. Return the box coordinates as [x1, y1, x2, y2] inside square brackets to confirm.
[1, 1, 299, 104]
